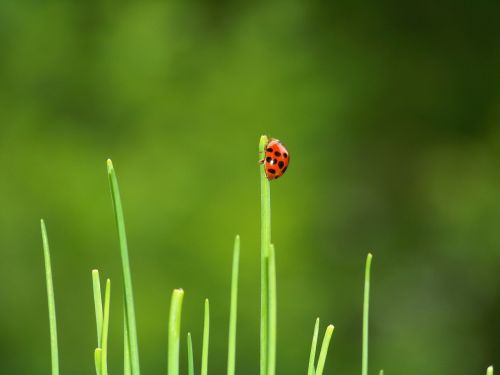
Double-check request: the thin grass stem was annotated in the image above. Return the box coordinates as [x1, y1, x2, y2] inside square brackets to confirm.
[124, 304, 131, 375]
[307, 318, 320, 375]
[95, 348, 102, 375]
[92, 270, 104, 347]
[40, 219, 59, 375]
[487, 366, 494, 375]
[315, 325, 334, 375]
[259, 135, 271, 375]
[267, 244, 277, 375]
[107, 159, 141, 375]
[101, 279, 111, 375]
[362, 254, 373, 375]
[379, 370, 384, 375]
[188, 333, 194, 375]
[168, 289, 184, 375]
[201, 299, 210, 375]
[227, 235, 240, 375]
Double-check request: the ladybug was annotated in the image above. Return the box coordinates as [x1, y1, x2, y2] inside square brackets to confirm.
[261, 139, 290, 180]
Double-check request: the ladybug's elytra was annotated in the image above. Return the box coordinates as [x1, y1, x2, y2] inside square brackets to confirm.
[261, 139, 290, 180]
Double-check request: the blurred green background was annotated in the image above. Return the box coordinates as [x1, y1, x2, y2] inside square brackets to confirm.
[1, 1, 499, 374]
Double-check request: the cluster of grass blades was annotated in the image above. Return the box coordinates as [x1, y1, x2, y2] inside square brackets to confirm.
[40, 136, 495, 375]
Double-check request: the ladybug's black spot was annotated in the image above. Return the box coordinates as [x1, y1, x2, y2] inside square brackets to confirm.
[272, 159, 277, 165]
[282, 167, 287, 173]
[266, 157, 272, 163]
[266, 148, 273, 152]
[268, 168, 276, 174]
[283, 153, 288, 158]
[278, 161, 284, 169]
[274, 151, 281, 157]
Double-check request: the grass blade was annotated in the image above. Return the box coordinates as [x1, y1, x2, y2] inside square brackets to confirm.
[307, 318, 320, 375]
[101, 279, 111, 375]
[315, 325, 334, 375]
[201, 299, 210, 375]
[40, 219, 59, 375]
[168, 289, 184, 375]
[487, 366, 494, 375]
[379, 370, 384, 375]
[95, 348, 102, 375]
[188, 333, 194, 375]
[227, 235, 240, 375]
[107, 159, 141, 375]
[267, 244, 277, 375]
[124, 304, 131, 375]
[259, 135, 271, 375]
[92, 269, 104, 347]
[362, 254, 373, 375]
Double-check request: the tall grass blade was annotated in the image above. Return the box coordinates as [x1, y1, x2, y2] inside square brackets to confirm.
[227, 235, 240, 375]
[101, 279, 111, 375]
[379, 370, 384, 375]
[315, 325, 334, 375]
[307, 318, 320, 375]
[92, 269, 104, 346]
[124, 304, 131, 375]
[107, 159, 141, 375]
[187, 333, 194, 375]
[40, 219, 60, 375]
[259, 135, 271, 375]
[362, 253, 373, 375]
[168, 289, 184, 375]
[487, 366, 494, 375]
[267, 244, 277, 375]
[201, 299, 210, 375]
[95, 348, 102, 375]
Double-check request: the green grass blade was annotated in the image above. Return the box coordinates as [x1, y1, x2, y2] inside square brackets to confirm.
[40, 219, 59, 375]
[267, 244, 277, 375]
[95, 348, 102, 375]
[259, 135, 271, 375]
[315, 325, 334, 375]
[379, 370, 384, 375]
[201, 299, 210, 375]
[187, 333, 194, 375]
[124, 304, 131, 375]
[92, 269, 104, 347]
[107, 159, 141, 375]
[168, 289, 184, 375]
[307, 318, 320, 375]
[487, 366, 494, 375]
[362, 254, 373, 375]
[227, 235, 240, 375]
[101, 279, 111, 375]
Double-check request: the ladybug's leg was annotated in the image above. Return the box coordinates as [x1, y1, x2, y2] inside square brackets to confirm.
[258, 158, 265, 164]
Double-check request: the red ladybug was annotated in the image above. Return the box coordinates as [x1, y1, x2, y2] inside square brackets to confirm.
[261, 139, 290, 180]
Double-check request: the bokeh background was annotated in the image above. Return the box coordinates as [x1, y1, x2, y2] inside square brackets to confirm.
[1, 1, 499, 374]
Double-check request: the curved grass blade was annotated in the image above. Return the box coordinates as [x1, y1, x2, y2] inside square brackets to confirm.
[40, 219, 59, 375]
[259, 135, 271, 375]
[487, 366, 494, 375]
[307, 318, 320, 375]
[362, 254, 373, 375]
[124, 303, 131, 375]
[188, 333, 194, 375]
[168, 289, 184, 375]
[315, 325, 334, 375]
[201, 299, 210, 375]
[107, 159, 141, 375]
